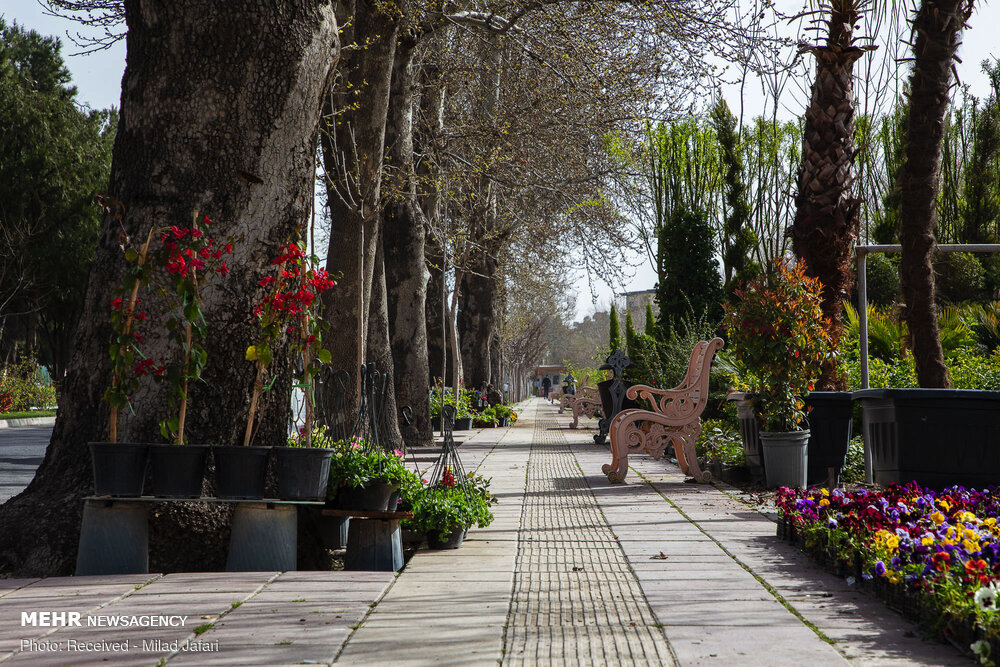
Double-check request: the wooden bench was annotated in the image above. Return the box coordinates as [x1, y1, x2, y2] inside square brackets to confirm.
[603, 338, 723, 483]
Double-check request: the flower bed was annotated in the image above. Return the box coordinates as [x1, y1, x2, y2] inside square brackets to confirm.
[776, 483, 1000, 663]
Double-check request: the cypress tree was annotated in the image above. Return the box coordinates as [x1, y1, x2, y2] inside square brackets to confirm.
[709, 99, 758, 295]
[655, 206, 724, 337]
[644, 303, 657, 338]
[609, 304, 622, 353]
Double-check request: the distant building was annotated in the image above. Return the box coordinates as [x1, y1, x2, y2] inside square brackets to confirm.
[620, 289, 658, 330]
[530, 365, 566, 396]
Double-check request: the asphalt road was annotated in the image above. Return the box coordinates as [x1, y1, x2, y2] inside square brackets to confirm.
[0, 425, 50, 502]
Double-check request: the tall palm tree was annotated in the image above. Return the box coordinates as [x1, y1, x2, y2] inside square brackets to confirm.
[790, 0, 875, 389]
[898, 0, 975, 387]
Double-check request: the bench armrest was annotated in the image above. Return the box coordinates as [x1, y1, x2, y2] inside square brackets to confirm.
[625, 384, 705, 421]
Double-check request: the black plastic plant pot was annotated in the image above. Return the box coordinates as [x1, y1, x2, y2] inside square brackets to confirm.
[89, 442, 148, 497]
[332, 480, 396, 511]
[453, 417, 473, 430]
[804, 392, 854, 487]
[596, 379, 639, 420]
[427, 525, 465, 550]
[213, 445, 270, 499]
[273, 447, 332, 501]
[148, 444, 209, 498]
[853, 388, 1000, 488]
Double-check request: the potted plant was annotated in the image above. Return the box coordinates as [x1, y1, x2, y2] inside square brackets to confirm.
[236, 238, 336, 500]
[724, 259, 832, 488]
[327, 438, 408, 511]
[473, 406, 498, 428]
[403, 468, 496, 549]
[94, 205, 158, 497]
[94, 208, 233, 498]
[145, 213, 234, 498]
[430, 381, 474, 430]
[494, 404, 517, 427]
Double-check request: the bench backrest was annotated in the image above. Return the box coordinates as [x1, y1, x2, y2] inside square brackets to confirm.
[650, 337, 724, 420]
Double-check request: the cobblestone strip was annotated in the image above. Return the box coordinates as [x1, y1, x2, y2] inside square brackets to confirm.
[503, 405, 675, 666]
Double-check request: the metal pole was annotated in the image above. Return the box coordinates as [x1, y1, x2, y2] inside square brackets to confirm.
[441, 249, 447, 435]
[856, 247, 873, 484]
[858, 248, 870, 390]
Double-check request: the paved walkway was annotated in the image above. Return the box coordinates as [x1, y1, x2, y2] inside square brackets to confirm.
[0, 399, 972, 665]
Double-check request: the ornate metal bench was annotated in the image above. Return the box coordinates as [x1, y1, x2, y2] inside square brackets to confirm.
[603, 338, 723, 483]
[559, 374, 589, 414]
[570, 387, 601, 428]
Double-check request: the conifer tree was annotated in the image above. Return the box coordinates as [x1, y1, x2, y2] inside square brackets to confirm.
[609, 304, 622, 353]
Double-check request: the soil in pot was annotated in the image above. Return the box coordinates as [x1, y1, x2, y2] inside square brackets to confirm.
[273, 447, 332, 501]
[149, 444, 209, 498]
[89, 442, 149, 497]
[213, 446, 271, 499]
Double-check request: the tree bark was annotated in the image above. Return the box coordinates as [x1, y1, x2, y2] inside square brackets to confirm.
[789, 0, 870, 390]
[319, 0, 400, 417]
[383, 38, 433, 446]
[0, 0, 339, 576]
[424, 239, 447, 385]
[366, 235, 404, 448]
[898, 0, 972, 387]
[458, 252, 499, 389]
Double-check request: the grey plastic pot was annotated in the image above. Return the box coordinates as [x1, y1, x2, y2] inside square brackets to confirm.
[760, 430, 809, 489]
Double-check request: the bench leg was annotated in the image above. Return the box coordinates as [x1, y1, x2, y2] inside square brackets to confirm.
[226, 503, 297, 571]
[604, 413, 634, 482]
[76, 500, 148, 575]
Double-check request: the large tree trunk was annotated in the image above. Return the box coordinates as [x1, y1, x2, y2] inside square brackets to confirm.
[424, 241, 447, 386]
[319, 0, 400, 418]
[898, 0, 972, 388]
[383, 38, 433, 446]
[366, 236, 404, 448]
[789, 0, 871, 390]
[0, 0, 338, 577]
[383, 205, 431, 446]
[458, 252, 499, 389]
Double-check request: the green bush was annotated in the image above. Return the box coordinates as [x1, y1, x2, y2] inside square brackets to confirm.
[840, 436, 866, 484]
[695, 419, 744, 466]
[934, 252, 986, 304]
[852, 252, 900, 307]
[0, 359, 57, 412]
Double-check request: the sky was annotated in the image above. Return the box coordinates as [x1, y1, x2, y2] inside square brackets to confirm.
[4, 0, 999, 321]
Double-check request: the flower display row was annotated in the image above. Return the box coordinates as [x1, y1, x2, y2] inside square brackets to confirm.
[777, 482, 1000, 661]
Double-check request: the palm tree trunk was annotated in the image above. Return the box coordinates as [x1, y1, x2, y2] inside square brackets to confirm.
[789, 0, 872, 390]
[898, 0, 974, 387]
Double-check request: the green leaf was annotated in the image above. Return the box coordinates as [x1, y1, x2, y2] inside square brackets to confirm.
[316, 348, 331, 364]
[258, 343, 273, 368]
[124, 248, 138, 263]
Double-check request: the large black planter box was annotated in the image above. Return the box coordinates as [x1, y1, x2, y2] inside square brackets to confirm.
[853, 388, 1000, 488]
[804, 392, 853, 487]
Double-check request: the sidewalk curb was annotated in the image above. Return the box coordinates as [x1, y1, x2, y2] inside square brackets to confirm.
[0, 416, 56, 429]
